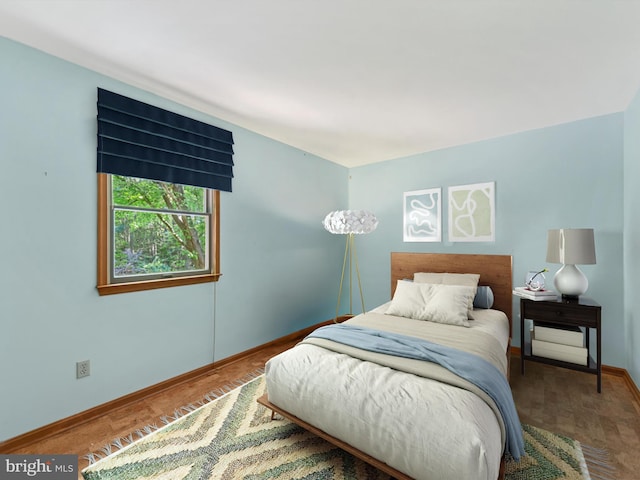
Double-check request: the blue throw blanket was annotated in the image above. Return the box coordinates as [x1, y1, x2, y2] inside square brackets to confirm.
[307, 324, 525, 460]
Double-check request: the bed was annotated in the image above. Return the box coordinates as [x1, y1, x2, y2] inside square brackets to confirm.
[259, 252, 520, 480]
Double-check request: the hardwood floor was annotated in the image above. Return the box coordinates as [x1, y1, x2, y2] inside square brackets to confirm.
[3, 340, 293, 480]
[512, 359, 640, 480]
[4, 338, 639, 479]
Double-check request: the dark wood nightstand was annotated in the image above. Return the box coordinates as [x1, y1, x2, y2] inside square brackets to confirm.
[519, 297, 602, 392]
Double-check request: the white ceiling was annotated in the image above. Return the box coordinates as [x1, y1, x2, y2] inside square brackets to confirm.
[2, 1, 640, 167]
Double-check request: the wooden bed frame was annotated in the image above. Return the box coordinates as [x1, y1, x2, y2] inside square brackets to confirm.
[258, 252, 513, 480]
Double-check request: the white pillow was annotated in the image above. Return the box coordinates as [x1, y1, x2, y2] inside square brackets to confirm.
[386, 280, 475, 327]
[386, 280, 436, 319]
[413, 272, 480, 288]
[413, 272, 480, 319]
[422, 284, 476, 327]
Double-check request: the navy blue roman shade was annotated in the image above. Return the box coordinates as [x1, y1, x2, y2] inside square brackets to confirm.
[97, 88, 234, 192]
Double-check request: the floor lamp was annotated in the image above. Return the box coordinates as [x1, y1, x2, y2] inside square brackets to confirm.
[323, 210, 378, 322]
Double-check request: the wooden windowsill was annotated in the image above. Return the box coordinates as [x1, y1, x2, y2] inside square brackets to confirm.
[97, 273, 221, 296]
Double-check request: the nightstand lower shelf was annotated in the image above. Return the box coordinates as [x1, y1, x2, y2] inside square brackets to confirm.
[522, 340, 598, 373]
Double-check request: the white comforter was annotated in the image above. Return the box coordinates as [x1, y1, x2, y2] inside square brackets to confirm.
[264, 306, 510, 480]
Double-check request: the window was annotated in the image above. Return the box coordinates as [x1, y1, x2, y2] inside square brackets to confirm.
[95, 88, 233, 295]
[97, 174, 220, 295]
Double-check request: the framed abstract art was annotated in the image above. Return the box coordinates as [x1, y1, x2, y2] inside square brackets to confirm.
[448, 182, 495, 242]
[403, 188, 442, 242]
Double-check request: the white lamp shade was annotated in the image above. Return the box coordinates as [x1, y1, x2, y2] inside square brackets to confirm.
[546, 229, 596, 265]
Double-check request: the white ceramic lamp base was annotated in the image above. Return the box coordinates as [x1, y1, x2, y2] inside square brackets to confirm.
[553, 264, 588, 298]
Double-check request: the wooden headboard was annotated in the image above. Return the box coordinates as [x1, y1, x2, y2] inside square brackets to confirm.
[390, 252, 513, 336]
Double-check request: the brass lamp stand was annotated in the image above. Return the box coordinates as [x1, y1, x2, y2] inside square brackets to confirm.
[335, 233, 366, 322]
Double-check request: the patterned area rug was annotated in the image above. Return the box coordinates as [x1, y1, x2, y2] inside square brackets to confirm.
[505, 424, 614, 480]
[82, 375, 613, 480]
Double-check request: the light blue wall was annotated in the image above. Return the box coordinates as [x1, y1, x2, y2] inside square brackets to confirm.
[0, 37, 347, 441]
[349, 115, 625, 368]
[624, 89, 640, 387]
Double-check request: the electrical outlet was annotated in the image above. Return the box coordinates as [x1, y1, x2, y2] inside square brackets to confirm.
[76, 360, 90, 379]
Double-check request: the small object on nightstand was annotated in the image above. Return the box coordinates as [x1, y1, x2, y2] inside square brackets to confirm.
[525, 269, 547, 291]
[513, 286, 557, 301]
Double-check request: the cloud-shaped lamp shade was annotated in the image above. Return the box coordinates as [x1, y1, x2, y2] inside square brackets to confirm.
[323, 210, 378, 235]
[323, 210, 378, 322]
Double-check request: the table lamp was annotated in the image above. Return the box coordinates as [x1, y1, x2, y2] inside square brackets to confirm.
[546, 228, 596, 299]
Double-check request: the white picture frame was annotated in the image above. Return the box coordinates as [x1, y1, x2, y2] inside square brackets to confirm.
[448, 182, 495, 242]
[403, 188, 442, 242]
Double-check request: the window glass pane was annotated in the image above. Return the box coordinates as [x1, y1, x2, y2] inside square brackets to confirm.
[112, 175, 206, 213]
[113, 209, 208, 278]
